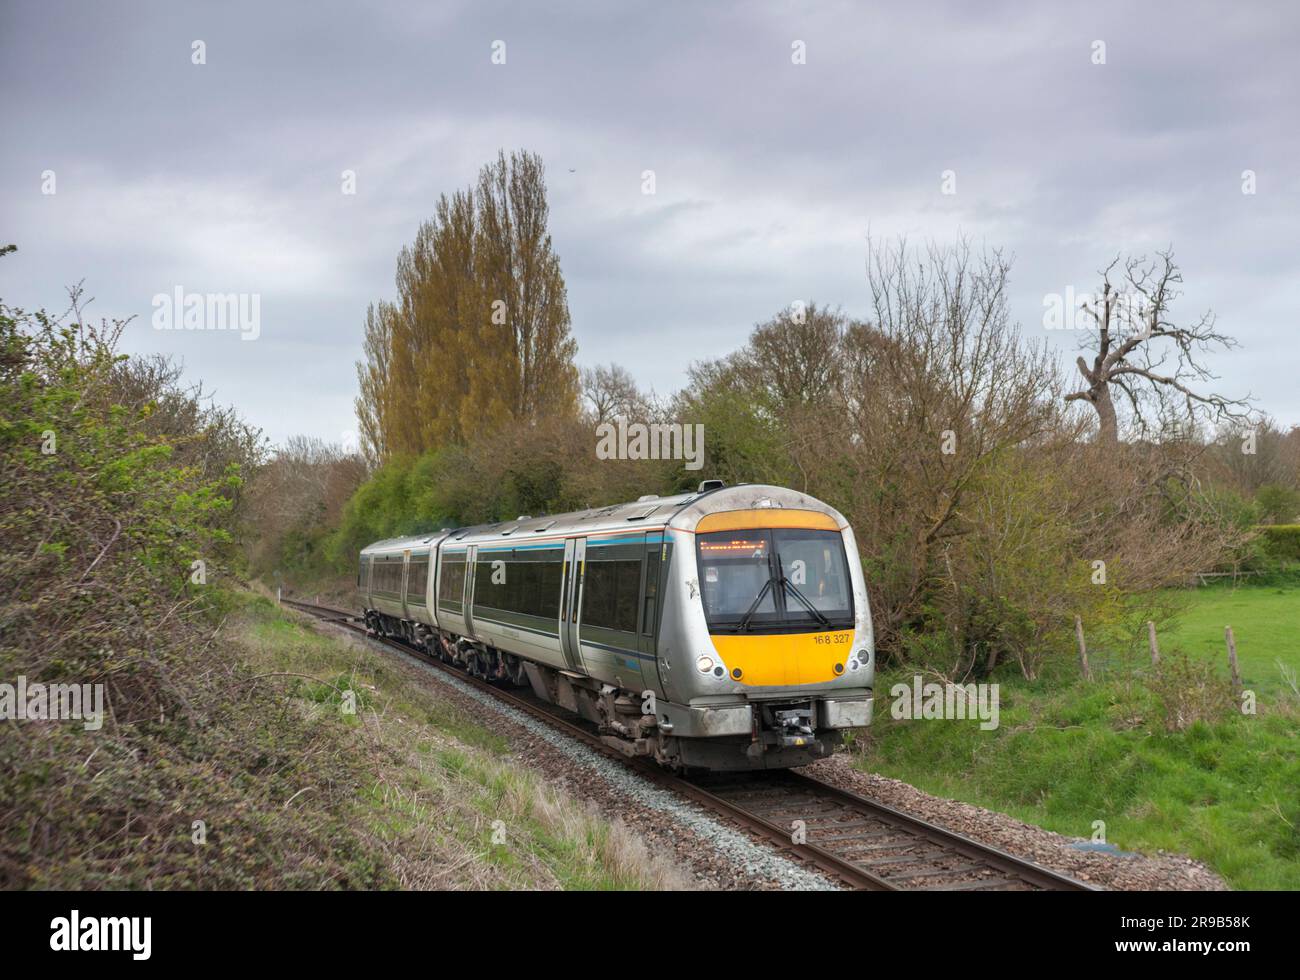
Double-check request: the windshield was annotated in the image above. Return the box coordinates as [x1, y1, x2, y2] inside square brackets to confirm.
[697, 528, 853, 632]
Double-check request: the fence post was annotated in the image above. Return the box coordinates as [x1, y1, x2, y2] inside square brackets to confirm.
[277, 586, 281, 605]
[1225, 625, 1242, 695]
[1147, 620, 1160, 666]
[1074, 615, 1092, 681]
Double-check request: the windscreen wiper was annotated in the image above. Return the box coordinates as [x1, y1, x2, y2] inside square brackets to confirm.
[781, 576, 831, 627]
[735, 579, 774, 633]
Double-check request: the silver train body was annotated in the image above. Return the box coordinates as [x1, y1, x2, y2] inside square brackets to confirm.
[358, 483, 874, 770]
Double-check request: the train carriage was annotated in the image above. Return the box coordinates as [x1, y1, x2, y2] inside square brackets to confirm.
[359, 482, 874, 770]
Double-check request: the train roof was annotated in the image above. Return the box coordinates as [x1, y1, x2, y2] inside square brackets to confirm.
[359, 533, 445, 556]
[359, 484, 848, 556]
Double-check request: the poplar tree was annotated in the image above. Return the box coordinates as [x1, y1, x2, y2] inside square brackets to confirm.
[464, 150, 578, 437]
[355, 150, 579, 462]
[355, 301, 396, 465]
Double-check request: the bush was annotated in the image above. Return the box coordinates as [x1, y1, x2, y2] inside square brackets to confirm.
[1256, 524, 1300, 563]
[0, 284, 390, 888]
[1255, 485, 1300, 525]
[1146, 651, 1237, 733]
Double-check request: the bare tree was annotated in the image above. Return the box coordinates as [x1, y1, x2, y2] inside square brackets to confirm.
[243, 436, 366, 574]
[769, 237, 1069, 662]
[734, 302, 848, 414]
[1065, 250, 1252, 444]
[1212, 418, 1292, 489]
[580, 363, 650, 424]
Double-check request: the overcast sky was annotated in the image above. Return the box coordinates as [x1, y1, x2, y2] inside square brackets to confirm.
[3, 0, 1298, 447]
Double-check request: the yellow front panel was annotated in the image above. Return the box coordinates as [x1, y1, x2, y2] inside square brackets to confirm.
[709, 630, 855, 686]
[695, 509, 842, 534]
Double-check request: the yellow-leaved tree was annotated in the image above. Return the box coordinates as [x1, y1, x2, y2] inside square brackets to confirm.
[355, 150, 578, 463]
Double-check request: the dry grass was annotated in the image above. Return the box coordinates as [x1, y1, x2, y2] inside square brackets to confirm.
[1144, 651, 1237, 733]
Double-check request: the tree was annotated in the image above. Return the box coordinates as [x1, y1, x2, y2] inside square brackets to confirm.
[681, 242, 1073, 662]
[676, 302, 850, 489]
[355, 301, 397, 465]
[822, 238, 1065, 660]
[680, 239, 1250, 674]
[354, 150, 579, 462]
[395, 189, 478, 449]
[244, 436, 366, 576]
[730, 301, 848, 416]
[581, 363, 651, 424]
[1208, 418, 1299, 496]
[1065, 251, 1252, 445]
[464, 150, 579, 436]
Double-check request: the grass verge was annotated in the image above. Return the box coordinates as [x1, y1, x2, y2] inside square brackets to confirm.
[858, 585, 1300, 890]
[235, 592, 689, 889]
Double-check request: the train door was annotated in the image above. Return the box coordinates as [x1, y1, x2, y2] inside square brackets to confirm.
[637, 532, 663, 661]
[559, 537, 588, 673]
[427, 542, 440, 630]
[401, 549, 411, 619]
[463, 544, 478, 636]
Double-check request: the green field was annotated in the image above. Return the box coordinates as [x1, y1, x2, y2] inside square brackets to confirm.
[1160, 580, 1300, 700]
[859, 583, 1300, 890]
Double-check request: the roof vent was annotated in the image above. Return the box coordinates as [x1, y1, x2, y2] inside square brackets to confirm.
[516, 515, 532, 521]
[637, 494, 659, 502]
[697, 480, 726, 493]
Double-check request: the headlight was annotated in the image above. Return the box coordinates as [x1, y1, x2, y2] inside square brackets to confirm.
[696, 656, 715, 674]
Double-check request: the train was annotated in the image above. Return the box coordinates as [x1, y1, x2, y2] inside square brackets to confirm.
[357, 481, 874, 770]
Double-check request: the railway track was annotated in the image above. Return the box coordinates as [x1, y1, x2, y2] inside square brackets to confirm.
[281, 596, 1095, 892]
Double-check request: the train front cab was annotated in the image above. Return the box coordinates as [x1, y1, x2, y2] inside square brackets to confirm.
[655, 496, 874, 771]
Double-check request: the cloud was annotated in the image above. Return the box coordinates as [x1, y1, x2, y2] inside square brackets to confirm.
[2, 0, 1297, 444]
